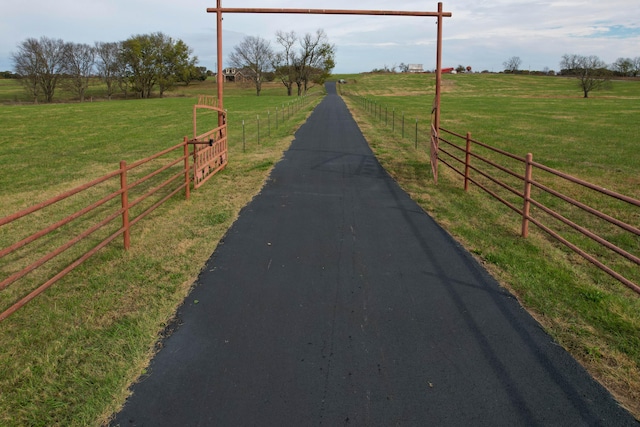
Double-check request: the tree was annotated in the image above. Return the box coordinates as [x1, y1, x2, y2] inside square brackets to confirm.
[560, 54, 611, 98]
[156, 36, 197, 97]
[295, 29, 335, 96]
[272, 31, 297, 96]
[229, 36, 273, 96]
[503, 56, 522, 73]
[632, 57, 640, 77]
[63, 42, 95, 102]
[37, 37, 67, 102]
[12, 36, 66, 103]
[612, 57, 634, 77]
[121, 34, 158, 98]
[95, 41, 122, 100]
[11, 38, 42, 103]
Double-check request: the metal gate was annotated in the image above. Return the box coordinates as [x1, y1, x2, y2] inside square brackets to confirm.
[191, 95, 228, 189]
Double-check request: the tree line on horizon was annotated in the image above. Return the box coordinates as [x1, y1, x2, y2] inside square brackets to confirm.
[9, 33, 205, 103]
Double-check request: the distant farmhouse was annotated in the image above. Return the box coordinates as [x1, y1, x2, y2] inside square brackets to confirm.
[408, 64, 424, 73]
[220, 67, 254, 82]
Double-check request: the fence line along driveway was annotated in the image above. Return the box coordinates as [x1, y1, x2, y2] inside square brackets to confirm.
[111, 82, 636, 426]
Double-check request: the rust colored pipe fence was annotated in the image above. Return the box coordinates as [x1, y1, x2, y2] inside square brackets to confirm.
[437, 128, 640, 295]
[0, 141, 191, 322]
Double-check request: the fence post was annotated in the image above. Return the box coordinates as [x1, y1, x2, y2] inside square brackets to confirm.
[257, 115, 260, 145]
[385, 107, 388, 126]
[183, 137, 190, 200]
[464, 132, 472, 191]
[242, 120, 246, 152]
[521, 152, 533, 238]
[415, 118, 418, 149]
[268, 110, 271, 137]
[392, 108, 395, 132]
[402, 113, 405, 138]
[119, 161, 130, 250]
[275, 107, 278, 129]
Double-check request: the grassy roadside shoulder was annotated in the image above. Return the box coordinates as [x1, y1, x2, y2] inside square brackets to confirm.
[0, 87, 324, 426]
[340, 84, 640, 419]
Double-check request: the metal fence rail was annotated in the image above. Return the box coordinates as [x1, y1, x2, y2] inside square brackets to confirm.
[437, 128, 640, 295]
[0, 141, 191, 322]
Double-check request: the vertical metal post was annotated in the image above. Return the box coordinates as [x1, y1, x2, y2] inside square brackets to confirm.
[521, 153, 533, 237]
[119, 161, 130, 250]
[434, 2, 443, 140]
[464, 132, 472, 191]
[192, 104, 197, 140]
[268, 110, 271, 136]
[276, 107, 278, 128]
[242, 120, 246, 152]
[415, 118, 418, 149]
[257, 115, 260, 145]
[183, 137, 190, 200]
[433, 2, 444, 182]
[216, 0, 224, 127]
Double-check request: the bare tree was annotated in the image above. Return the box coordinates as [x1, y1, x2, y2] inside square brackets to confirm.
[95, 41, 121, 100]
[64, 43, 95, 102]
[560, 54, 611, 98]
[12, 36, 66, 103]
[11, 38, 42, 103]
[503, 56, 522, 73]
[38, 37, 67, 102]
[272, 31, 297, 96]
[229, 36, 273, 96]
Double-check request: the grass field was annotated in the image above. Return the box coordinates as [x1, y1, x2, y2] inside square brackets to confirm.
[339, 72, 640, 418]
[0, 77, 324, 426]
[1, 73, 639, 423]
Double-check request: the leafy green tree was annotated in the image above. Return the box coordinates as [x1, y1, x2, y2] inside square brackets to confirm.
[121, 34, 159, 98]
[121, 33, 199, 98]
[295, 29, 335, 95]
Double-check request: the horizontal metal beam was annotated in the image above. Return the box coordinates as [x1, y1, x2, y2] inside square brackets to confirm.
[206, 8, 452, 18]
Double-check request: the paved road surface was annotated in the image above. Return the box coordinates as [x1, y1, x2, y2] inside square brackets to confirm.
[112, 83, 637, 426]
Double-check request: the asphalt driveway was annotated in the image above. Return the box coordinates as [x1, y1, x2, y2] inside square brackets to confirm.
[111, 82, 637, 426]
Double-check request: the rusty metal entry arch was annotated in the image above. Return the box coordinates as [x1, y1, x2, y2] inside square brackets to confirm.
[207, 2, 452, 182]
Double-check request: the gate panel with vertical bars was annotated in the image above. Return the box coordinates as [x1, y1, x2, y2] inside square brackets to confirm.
[191, 95, 228, 189]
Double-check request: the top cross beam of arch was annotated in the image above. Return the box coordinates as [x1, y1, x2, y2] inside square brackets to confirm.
[206, 7, 452, 18]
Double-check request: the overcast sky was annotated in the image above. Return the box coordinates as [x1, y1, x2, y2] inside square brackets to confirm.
[1, 0, 638, 74]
